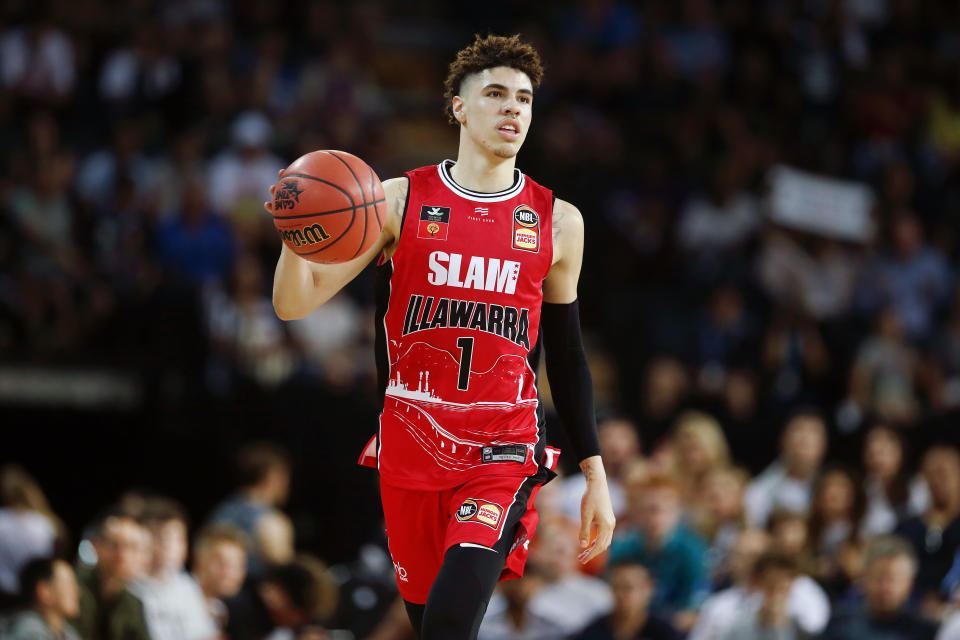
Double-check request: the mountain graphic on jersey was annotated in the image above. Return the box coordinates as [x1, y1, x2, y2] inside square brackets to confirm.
[383, 342, 538, 472]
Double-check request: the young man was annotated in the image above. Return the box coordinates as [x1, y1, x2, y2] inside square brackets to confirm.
[4, 558, 81, 640]
[269, 34, 615, 638]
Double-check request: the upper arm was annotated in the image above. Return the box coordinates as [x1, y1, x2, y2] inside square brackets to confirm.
[255, 510, 294, 565]
[542, 198, 584, 304]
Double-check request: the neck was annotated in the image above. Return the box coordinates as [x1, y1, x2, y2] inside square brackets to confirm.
[451, 134, 517, 192]
[612, 609, 647, 635]
[192, 572, 215, 599]
[37, 606, 63, 633]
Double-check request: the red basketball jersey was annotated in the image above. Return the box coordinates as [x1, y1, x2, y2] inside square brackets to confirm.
[373, 160, 554, 490]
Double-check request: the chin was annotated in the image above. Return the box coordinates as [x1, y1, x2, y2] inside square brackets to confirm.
[491, 143, 519, 159]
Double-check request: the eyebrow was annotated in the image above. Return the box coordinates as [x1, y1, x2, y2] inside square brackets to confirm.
[482, 83, 533, 96]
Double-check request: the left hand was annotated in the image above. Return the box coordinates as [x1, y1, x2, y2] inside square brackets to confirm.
[577, 456, 616, 564]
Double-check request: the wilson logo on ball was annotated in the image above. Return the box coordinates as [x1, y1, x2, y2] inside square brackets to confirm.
[279, 223, 331, 247]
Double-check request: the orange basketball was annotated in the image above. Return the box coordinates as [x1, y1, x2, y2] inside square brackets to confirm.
[271, 150, 385, 264]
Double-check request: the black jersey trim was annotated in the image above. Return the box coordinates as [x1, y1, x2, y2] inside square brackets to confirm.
[437, 160, 525, 202]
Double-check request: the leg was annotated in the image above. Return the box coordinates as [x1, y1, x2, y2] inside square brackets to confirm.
[403, 600, 426, 637]
[420, 542, 510, 640]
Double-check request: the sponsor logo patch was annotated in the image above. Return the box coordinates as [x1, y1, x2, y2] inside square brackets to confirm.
[481, 445, 527, 464]
[455, 498, 503, 528]
[512, 205, 539, 252]
[418, 205, 451, 240]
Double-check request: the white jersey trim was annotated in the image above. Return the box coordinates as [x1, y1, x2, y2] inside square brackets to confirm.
[437, 160, 525, 202]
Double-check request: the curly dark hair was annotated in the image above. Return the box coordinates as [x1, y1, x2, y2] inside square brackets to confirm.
[442, 34, 545, 125]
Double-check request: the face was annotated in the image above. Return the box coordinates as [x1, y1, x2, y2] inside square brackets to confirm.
[864, 429, 902, 480]
[42, 561, 80, 618]
[816, 471, 855, 520]
[98, 517, 151, 582]
[759, 567, 795, 606]
[529, 524, 578, 579]
[704, 470, 743, 520]
[923, 448, 960, 508]
[610, 565, 654, 617]
[599, 420, 640, 472]
[677, 429, 711, 473]
[151, 519, 189, 575]
[452, 66, 533, 159]
[771, 518, 808, 556]
[196, 541, 247, 598]
[267, 466, 291, 506]
[639, 488, 681, 541]
[865, 555, 914, 615]
[729, 530, 770, 584]
[781, 416, 826, 475]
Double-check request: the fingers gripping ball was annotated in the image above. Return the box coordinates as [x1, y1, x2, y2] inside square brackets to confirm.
[270, 150, 385, 264]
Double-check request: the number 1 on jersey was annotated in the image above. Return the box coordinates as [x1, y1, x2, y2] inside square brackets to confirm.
[456, 337, 474, 391]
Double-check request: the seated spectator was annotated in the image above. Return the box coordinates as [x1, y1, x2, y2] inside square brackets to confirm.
[487, 516, 612, 636]
[572, 561, 679, 640]
[558, 417, 639, 523]
[225, 555, 339, 640]
[2, 558, 80, 639]
[72, 508, 151, 640]
[862, 425, 922, 536]
[111, 497, 215, 640]
[208, 442, 295, 579]
[669, 411, 731, 510]
[689, 529, 830, 640]
[694, 466, 749, 587]
[0, 466, 64, 604]
[478, 570, 564, 640]
[822, 535, 938, 640]
[720, 552, 804, 640]
[745, 410, 827, 527]
[807, 465, 866, 595]
[609, 473, 708, 631]
[190, 524, 247, 630]
[895, 444, 960, 613]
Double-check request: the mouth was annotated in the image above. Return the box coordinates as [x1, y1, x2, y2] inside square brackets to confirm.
[497, 121, 521, 140]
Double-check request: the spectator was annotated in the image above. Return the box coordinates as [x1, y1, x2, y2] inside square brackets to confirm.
[807, 466, 866, 591]
[208, 442, 294, 579]
[695, 466, 749, 588]
[572, 561, 680, 640]
[609, 473, 709, 631]
[895, 444, 960, 610]
[855, 214, 953, 345]
[558, 417, 639, 523]
[111, 498, 215, 640]
[822, 535, 938, 640]
[0, 15, 76, 100]
[668, 410, 731, 510]
[72, 509, 151, 640]
[861, 425, 923, 536]
[478, 571, 563, 640]
[766, 510, 813, 574]
[744, 410, 827, 527]
[0, 466, 64, 602]
[689, 529, 830, 640]
[720, 552, 804, 640]
[491, 516, 613, 636]
[2, 558, 80, 640]
[190, 524, 247, 630]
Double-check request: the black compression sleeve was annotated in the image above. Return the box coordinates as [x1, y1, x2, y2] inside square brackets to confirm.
[540, 300, 601, 462]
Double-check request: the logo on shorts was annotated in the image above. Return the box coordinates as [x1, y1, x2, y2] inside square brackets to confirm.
[393, 560, 408, 582]
[455, 498, 503, 528]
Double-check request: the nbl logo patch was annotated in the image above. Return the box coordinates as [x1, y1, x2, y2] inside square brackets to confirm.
[455, 498, 503, 528]
[418, 205, 451, 240]
[512, 204, 539, 252]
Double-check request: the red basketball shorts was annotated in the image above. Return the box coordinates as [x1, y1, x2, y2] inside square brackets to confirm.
[373, 447, 559, 604]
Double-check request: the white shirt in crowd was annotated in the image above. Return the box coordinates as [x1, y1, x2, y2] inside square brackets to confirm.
[939, 611, 960, 640]
[744, 462, 815, 527]
[479, 574, 612, 640]
[688, 575, 831, 640]
[128, 571, 216, 640]
[0, 509, 56, 594]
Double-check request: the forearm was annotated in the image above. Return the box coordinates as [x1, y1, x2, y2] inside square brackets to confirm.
[542, 300, 601, 463]
[273, 245, 322, 320]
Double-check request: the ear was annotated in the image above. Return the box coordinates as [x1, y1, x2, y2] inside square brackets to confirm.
[451, 96, 466, 126]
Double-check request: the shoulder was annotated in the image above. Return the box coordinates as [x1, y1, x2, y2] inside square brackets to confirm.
[552, 198, 584, 229]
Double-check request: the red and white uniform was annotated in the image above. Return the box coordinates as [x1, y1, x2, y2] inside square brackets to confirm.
[363, 160, 558, 603]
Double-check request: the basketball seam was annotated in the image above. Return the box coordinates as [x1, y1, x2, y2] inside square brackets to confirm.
[272, 199, 385, 220]
[324, 151, 369, 260]
[370, 167, 383, 231]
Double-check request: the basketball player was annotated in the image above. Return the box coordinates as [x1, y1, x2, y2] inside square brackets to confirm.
[267, 34, 615, 639]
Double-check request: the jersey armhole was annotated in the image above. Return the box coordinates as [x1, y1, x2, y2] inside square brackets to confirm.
[378, 176, 412, 266]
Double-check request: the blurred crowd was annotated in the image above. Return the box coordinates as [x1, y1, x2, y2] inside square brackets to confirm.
[6, 0, 960, 638]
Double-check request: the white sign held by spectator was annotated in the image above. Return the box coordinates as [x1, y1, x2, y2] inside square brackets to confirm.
[767, 165, 875, 242]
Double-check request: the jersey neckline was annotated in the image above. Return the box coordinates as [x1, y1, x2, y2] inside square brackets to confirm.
[437, 159, 525, 203]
